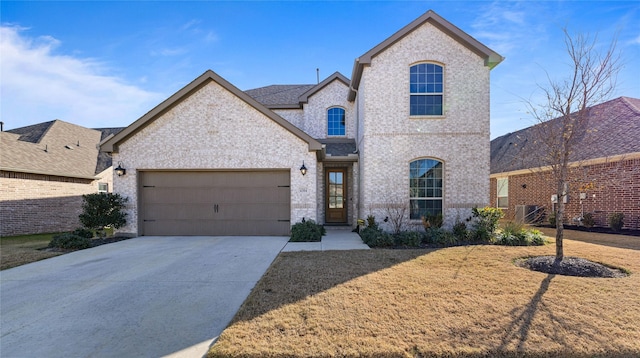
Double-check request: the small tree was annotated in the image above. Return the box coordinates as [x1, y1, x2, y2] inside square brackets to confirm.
[79, 193, 128, 236]
[525, 29, 620, 261]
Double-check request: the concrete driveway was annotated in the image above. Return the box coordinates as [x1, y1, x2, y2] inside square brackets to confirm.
[0, 236, 289, 358]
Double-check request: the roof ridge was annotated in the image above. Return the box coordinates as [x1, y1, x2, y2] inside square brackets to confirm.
[620, 96, 640, 115]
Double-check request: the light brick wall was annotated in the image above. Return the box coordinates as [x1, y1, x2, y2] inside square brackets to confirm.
[0, 170, 110, 236]
[490, 157, 640, 230]
[356, 22, 491, 230]
[113, 81, 318, 235]
[274, 80, 355, 140]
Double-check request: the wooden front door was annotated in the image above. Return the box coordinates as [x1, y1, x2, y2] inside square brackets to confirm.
[326, 169, 347, 223]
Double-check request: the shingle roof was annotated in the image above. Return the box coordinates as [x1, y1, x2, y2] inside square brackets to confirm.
[490, 97, 640, 174]
[244, 84, 315, 108]
[94, 128, 125, 173]
[320, 138, 357, 157]
[1, 120, 103, 179]
[5, 121, 55, 143]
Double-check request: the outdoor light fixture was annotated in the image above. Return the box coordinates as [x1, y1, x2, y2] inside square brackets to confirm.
[300, 161, 307, 176]
[115, 162, 126, 177]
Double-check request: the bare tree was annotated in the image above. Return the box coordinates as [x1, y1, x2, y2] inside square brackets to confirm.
[526, 29, 621, 261]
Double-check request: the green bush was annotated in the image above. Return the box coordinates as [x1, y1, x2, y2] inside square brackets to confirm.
[608, 213, 624, 232]
[548, 211, 556, 226]
[79, 193, 128, 233]
[494, 222, 547, 246]
[290, 219, 325, 242]
[471, 206, 504, 242]
[72, 228, 94, 238]
[359, 227, 394, 248]
[423, 228, 458, 247]
[421, 213, 443, 230]
[366, 215, 378, 230]
[49, 233, 91, 250]
[581, 213, 595, 228]
[452, 221, 468, 241]
[393, 231, 422, 247]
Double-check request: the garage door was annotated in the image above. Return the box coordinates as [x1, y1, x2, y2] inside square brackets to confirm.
[139, 171, 290, 236]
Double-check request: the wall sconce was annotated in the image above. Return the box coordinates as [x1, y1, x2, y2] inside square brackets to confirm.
[114, 162, 126, 177]
[299, 161, 307, 176]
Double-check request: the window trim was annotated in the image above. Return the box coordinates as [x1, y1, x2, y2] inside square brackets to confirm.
[98, 182, 108, 193]
[327, 106, 346, 137]
[409, 157, 444, 220]
[497, 177, 509, 209]
[409, 62, 445, 117]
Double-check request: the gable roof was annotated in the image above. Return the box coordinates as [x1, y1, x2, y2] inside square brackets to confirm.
[101, 69, 323, 153]
[490, 96, 640, 174]
[1, 120, 102, 179]
[245, 72, 350, 109]
[348, 10, 504, 101]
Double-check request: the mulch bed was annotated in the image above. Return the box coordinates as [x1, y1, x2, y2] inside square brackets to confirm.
[536, 224, 640, 237]
[516, 256, 629, 278]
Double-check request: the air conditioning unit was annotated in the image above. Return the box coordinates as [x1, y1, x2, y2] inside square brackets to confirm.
[515, 205, 539, 224]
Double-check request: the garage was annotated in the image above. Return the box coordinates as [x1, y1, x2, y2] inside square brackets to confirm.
[139, 171, 291, 236]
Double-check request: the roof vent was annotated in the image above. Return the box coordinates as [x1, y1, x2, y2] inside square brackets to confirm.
[65, 145, 74, 150]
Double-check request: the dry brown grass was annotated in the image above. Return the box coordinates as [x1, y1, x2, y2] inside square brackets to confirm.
[209, 238, 640, 357]
[0, 233, 62, 270]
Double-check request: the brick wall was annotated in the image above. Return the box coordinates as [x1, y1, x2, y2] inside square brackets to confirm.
[113, 81, 318, 236]
[0, 170, 110, 236]
[356, 21, 492, 230]
[490, 157, 640, 229]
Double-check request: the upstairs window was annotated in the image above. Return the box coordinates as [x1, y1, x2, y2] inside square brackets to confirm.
[328, 107, 346, 136]
[410, 63, 443, 116]
[409, 159, 443, 219]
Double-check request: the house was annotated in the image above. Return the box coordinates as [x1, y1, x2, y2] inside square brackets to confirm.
[0, 120, 122, 236]
[490, 96, 640, 230]
[100, 10, 503, 236]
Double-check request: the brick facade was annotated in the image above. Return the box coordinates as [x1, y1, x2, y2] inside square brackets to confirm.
[356, 21, 492, 229]
[0, 167, 113, 236]
[490, 156, 640, 230]
[113, 81, 318, 236]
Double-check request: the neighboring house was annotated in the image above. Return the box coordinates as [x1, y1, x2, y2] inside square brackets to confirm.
[0, 120, 122, 236]
[101, 10, 503, 236]
[490, 96, 640, 230]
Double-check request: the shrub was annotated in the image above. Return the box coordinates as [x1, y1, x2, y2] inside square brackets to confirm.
[359, 227, 394, 248]
[72, 228, 94, 238]
[423, 228, 458, 247]
[581, 213, 595, 228]
[49, 233, 91, 250]
[452, 221, 468, 241]
[608, 213, 624, 232]
[366, 215, 378, 230]
[548, 211, 556, 226]
[290, 219, 325, 242]
[394, 231, 422, 247]
[421, 213, 443, 230]
[494, 222, 547, 246]
[79, 193, 128, 234]
[471, 206, 504, 242]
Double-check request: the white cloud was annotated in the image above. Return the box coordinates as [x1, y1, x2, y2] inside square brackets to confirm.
[0, 26, 162, 130]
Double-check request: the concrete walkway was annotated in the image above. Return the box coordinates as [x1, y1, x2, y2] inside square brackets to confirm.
[282, 228, 370, 251]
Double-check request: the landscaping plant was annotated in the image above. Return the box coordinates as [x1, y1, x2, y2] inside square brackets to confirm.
[48, 233, 91, 250]
[79, 193, 128, 236]
[290, 219, 325, 242]
[608, 212, 624, 232]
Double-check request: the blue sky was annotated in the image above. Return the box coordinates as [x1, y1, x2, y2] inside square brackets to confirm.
[1, 1, 639, 139]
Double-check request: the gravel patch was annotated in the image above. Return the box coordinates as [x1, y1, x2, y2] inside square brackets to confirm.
[516, 256, 629, 278]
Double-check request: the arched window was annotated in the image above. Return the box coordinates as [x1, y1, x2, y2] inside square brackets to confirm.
[327, 107, 346, 136]
[409, 158, 443, 219]
[410, 63, 443, 116]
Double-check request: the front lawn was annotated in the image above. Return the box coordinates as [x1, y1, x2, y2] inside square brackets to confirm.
[0, 233, 63, 270]
[209, 238, 639, 357]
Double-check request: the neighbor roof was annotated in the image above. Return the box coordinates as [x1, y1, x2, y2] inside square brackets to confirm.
[348, 10, 504, 101]
[101, 70, 323, 153]
[245, 72, 350, 109]
[1, 120, 102, 179]
[490, 96, 640, 174]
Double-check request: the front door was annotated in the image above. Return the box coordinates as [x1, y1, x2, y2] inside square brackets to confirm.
[326, 169, 347, 223]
